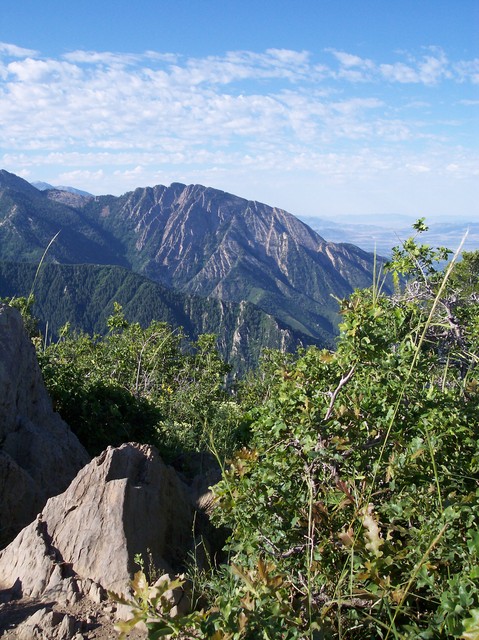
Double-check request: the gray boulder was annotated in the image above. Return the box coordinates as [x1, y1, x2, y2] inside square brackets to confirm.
[0, 443, 195, 601]
[0, 304, 90, 541]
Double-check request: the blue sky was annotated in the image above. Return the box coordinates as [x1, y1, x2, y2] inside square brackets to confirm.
[0, 0, 478, 222]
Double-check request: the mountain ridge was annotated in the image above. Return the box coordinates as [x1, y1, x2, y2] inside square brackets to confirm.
[0, 169, 383, 361]
[79, 180, 377, 343]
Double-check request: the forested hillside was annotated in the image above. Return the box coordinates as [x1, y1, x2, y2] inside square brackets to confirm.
[0, 261, 320, 373]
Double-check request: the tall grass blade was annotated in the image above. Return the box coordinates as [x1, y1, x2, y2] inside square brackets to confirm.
[27, 230, 61, 307]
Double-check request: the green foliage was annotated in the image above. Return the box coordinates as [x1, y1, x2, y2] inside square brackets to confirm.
[184, 222, 479, 638]
[385, 217, 453, 287]
[38, 304, 243, 460]
[110, 571, 202, 639]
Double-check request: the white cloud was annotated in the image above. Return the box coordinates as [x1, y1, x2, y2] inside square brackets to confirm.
[0, 44, 477, 218]
[380, 51, 451, 85]
[407, 164, 431, 173]
[57, 169, 105, 184]
[417, 50, 452, 84]
[328, 49, 374, 69]
[327, 49, 375, 82]
[455, 59, 479, 84]
[0, 42, 38, 58]
[380, 62, 420, 83]
[7, 57, 82, 82]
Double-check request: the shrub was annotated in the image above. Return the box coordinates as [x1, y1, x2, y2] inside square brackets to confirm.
[38, 304, 243, 460]
[200, 223, 479, 638]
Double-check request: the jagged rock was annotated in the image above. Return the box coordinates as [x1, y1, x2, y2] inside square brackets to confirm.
[0, 452, 44, 544]
[0, 443, 195, 604]
[0, 304, 90, 542]
[13, 608, 77, 640]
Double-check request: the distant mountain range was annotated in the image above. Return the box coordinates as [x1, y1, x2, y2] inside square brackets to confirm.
[1, 169, 382, 370]
[31, 181, 93, 198]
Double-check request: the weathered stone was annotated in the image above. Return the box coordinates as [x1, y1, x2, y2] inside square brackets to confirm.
[13, 607, 77, 640]
[0, 304, 90, 540]
[0, 452, 44, 544]
[0, 443, 195, 603]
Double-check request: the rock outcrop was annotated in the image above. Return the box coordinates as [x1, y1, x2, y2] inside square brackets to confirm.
[0, 443, 195, 602]
[0, 306, 218, 637]
[0, 304, 90, 542]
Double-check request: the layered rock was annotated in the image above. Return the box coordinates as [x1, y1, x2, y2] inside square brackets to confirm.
[0, 443, 194, 600]
[0, 304, 89, 542]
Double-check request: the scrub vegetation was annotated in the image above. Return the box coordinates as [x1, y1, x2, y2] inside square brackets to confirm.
[7, 221, 479, 638]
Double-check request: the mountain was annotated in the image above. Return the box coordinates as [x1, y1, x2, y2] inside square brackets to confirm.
[30, 181, 55, 191]
[0, 169, 382, 359]
[0, 170, 125, 265]
[31, 181, 93, 198]
[0, 261, 313, 373]
[79, 182, 379, 345]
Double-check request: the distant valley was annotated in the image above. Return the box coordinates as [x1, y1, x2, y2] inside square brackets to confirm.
[300, 214, 479, 256]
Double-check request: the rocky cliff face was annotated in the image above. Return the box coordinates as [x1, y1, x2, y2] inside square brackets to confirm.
[0, 169, 382, 351]
[84, 182, 379, 345]
[0, 304, 90, 543]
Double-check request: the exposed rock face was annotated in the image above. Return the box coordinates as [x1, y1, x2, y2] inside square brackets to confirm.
[0, 443, 194, 601]
[0, 304, 90, 542]
[8, 607, 78, 640]
[87, 182, 378, 346]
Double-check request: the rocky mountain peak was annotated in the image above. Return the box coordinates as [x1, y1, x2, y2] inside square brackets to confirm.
[0, 170, 382, 352]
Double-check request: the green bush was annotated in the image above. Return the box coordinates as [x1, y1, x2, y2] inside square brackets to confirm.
[195, 224, 479, 638]
[38, 304, 244, 460]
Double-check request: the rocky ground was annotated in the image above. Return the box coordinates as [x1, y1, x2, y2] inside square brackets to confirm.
[0, 594, 147, 639]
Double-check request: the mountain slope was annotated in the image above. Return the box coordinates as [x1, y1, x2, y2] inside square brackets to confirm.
[0, 261, 319, 372]
[81, 183, 378, 345]
[0, 170, 126, 266]
[0, 169, 382, 352]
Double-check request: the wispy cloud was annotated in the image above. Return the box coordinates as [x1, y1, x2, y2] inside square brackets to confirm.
[329, 47, 457, 85]
[455, 58, 479, 84]
[0, 42, 477, 217]
[0, 42, 38, 57]
[380, 50, 452, 85]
